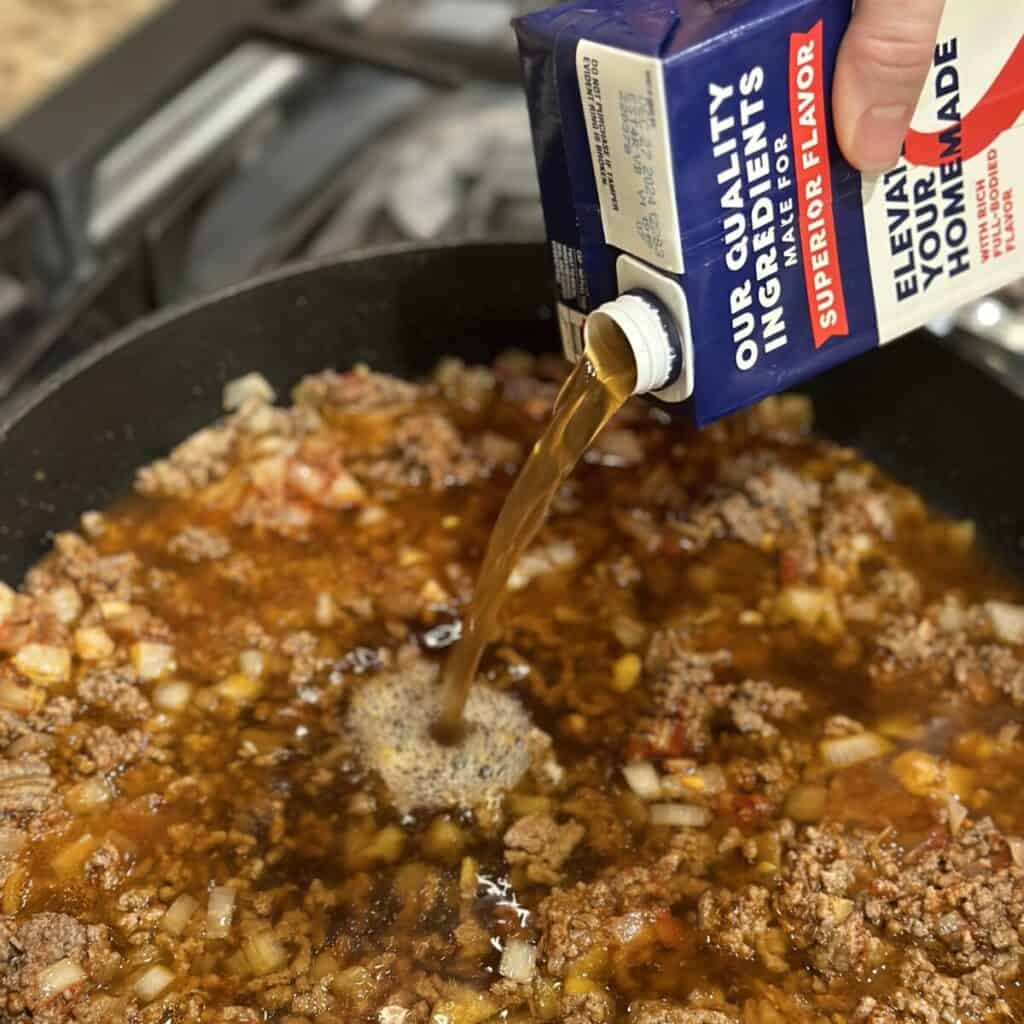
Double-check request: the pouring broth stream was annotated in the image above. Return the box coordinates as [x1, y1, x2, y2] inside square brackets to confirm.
[435, 326, 637, 739]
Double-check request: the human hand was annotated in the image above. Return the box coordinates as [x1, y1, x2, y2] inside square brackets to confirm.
[833, 0, 945, 173]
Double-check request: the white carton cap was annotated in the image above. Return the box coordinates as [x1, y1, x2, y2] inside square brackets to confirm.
[585, 290, 684, 396]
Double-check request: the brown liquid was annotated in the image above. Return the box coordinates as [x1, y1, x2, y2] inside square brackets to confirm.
[435, 327, 637, 739]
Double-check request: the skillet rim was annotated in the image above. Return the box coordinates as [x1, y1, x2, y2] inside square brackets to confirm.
[0, 239, 547, 439]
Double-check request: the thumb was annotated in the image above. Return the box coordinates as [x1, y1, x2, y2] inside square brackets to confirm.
[833, 0, 945, 173]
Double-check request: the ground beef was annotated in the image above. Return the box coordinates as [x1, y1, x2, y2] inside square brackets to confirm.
[854, 950, 1012, 1023]
[76, 726, 147, 774]
[76, 667, 150, 720]
[536, 880, 619, 976]
[0, 758, 56, 824]
[864, 818, 1024, 974]
[0, 913, 121, 1023]
[630, 1003, 737, 1024]
[870, 610, 1024, 705]
[353, 412, 482, 492]
[561, 989, 615, 1024]
[633, 634, 805, 759]
[504, 814, 585, 884]
[83, 841, 125, 892]
[293, 365, 418, 411]
[679, 456, 821, 552]
[698, 885, 786, 971]
[166, 527, 231, 563]
[775, 826, 884, 978]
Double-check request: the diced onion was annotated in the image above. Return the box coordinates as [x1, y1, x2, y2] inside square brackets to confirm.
[622, 762, 661, 801]
[162, 894, 199, 936]
[47, 586, 82, 625]
[238, 650, 265, 678]
[207, 886, 236, 939]
[223, 372, 274, 411]
[216, 675, 262, 703]
[242, 930, 288, 975]
[134, 964, 175, 1003]
[508, 541, 576, 591]
[64, 777, 114, 815]
[649, 803, 711, 828]
[153, 681, 193, 712]
[315, 593, 337, 627]
[784, 784, 827, 823]
[1007, 836, 1024, 868]
[0, 583, 14, 625]
[323, 470, 366, 509]
[52, 834, 99, 877]
[986, 601, 1024, 646]
[820, 732, 891, 769]
[499, 938, 537, 982]
[74, 626, 115, 662]
[131, 643, 175, 681]
[0, 680, 44, 715]
[944, 793, 968, 835]
[37, 958, 86, 998]
[13, 644, 71, 685]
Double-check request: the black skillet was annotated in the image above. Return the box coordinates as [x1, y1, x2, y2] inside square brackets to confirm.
[0, 241, 1021, 585]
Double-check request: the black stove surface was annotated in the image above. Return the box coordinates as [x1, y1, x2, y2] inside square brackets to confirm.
[0, 0, 1021, 408]
[0, 0, 545, 400]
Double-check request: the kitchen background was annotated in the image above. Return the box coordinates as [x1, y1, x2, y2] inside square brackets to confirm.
[0, 0, 1021, 409]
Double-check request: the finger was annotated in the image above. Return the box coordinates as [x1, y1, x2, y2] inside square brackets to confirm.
[833, 0, 945, 173]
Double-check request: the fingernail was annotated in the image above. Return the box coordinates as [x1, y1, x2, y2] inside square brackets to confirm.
[853, 104, 910, 173]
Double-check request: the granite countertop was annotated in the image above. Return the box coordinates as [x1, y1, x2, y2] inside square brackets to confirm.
[0, 0, 168, 125]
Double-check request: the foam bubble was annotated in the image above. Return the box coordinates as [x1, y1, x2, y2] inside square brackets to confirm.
[346, 660, 538, 813]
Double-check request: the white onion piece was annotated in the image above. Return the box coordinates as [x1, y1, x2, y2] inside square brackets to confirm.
[64, 777, 114, 815]
[820, 732, 891, 769]
[945, 794, 968, 835]
[238, 650, 265, 678]
[132, 643, 175, 681]
[0, 680, 43, 715]
[986, 602, 1024, 645]
[649, 803, 711, 828]
[37, 958, 86, 998]
[499, 938, 537, 982]
[162, 894, 199, 936]
[1007, 836, 1024, 868]
[207, 886, 236, 939]
[0, 583, 14, 625]
[152, 681, 193, 712]
[242, 930, 288, 975]
[13, 644, 71, 685]
[622, 762, 662, 801]
[134, 964, 175, 1003]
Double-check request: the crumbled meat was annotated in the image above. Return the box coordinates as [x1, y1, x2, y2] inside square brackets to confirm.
[630, 1003, 737, 1024]
[680, 456, 821, 552]
[76, 668, 150, 720]
[775, 826, 884, 978]
[0, 758, 56, 823]
[863, 818, 1024, 974]
[698, 885, 785, 971]
[77, 726, 147, 774]
[83, 841, 125, 891]
[560, 989, 615, 1024]
[0, 913, 120, 1022]
[633, 634, 804, 758]
[504, 814, 584, 884]
[293, 365, 418, 411]
[855, 950, 1012, 1023]
[166, 527, 231, 563]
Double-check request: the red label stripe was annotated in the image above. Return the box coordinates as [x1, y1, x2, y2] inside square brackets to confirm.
[904, 37, 1024, 166]
[789, 21, 849, 349]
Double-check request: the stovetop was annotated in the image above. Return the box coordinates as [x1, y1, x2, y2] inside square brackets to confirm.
[0, 0, 1021, 406]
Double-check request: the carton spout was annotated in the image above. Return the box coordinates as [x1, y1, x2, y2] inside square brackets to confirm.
[585, 290, 684, 396]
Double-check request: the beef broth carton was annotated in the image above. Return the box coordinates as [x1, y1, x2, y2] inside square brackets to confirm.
[514, 0, 1024, 424]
